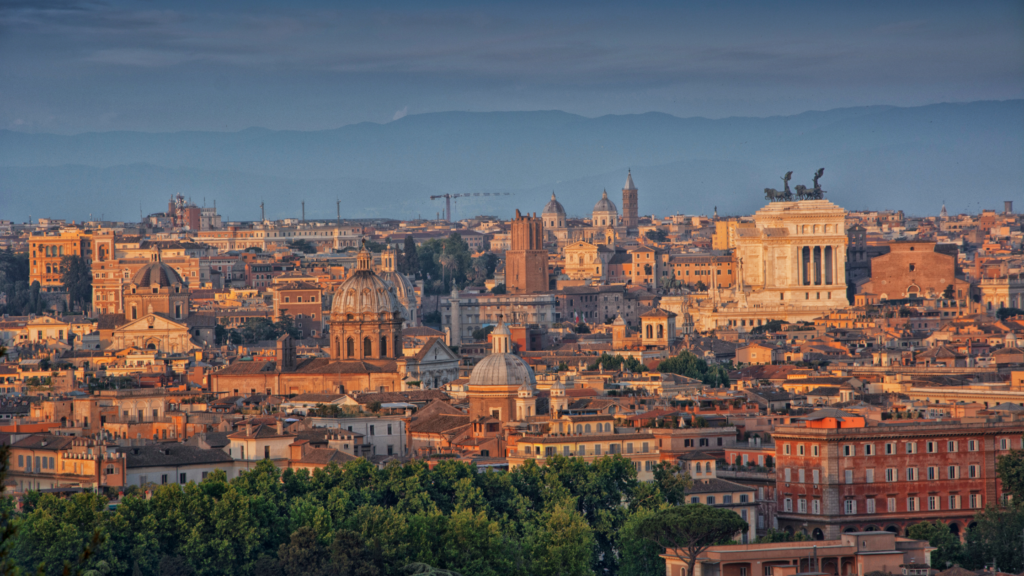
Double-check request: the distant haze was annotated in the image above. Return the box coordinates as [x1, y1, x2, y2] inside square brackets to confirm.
[2, 101, 1022, 222]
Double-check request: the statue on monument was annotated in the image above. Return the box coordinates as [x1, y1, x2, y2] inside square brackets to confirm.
[764, 171, 793, 202]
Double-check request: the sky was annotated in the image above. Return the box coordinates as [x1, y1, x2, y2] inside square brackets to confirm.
[1, 0, 1022, 134]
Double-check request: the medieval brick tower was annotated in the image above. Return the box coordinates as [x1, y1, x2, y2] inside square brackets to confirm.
[622, 170, 639, 230]
[506, 209, 548, 294]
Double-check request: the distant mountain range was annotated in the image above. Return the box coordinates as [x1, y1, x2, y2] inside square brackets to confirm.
[2, 100, 1021, 222]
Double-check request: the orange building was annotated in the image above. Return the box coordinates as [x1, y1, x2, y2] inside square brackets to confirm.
[9, 435, 126, 493]
[91, 235, 201, 315]
[29, 229, 92, 293]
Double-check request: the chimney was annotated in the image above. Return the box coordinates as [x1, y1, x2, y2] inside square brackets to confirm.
[246, 423, 253, 437]
[276, 421, 284, 435]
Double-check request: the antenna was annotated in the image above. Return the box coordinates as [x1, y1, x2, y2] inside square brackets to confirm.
[301, 200, 305, 222]
[260, 199, 265, 222]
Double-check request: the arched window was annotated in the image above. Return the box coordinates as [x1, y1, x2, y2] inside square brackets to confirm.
[646, 325, 653, 338]
[696, 462, 702, 473]
[657, 324, 664, 339]
[346, 338, 354, 358]
[576, 425, 582, 433]
[131, 306, 138, 320]
[380, 336, 387, 357]
[585, 424, 591, 433]
[363, 337, 372, 357]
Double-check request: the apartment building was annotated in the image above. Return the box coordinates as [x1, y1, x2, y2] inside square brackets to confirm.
[773, 409, 1022, 540]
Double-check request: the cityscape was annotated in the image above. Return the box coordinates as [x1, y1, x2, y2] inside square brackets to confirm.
[1, 2, 1024, 576]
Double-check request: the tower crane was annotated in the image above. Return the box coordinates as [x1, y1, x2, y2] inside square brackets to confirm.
[429, 192, 513, 222]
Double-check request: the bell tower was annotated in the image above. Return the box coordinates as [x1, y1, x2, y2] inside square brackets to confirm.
[506, 209, 548, 294]
[622, 170, 639, 230]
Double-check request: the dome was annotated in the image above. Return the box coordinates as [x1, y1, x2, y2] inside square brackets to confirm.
[380, 270, 417, 321]
[468, 352, 537, 387]
[131, 261, 184, 288]
[543, 192, 566, 216]
[331, 248, 403, 318]
[593, 189, 618, 214]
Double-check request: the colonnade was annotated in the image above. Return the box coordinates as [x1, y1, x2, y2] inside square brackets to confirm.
[798, 245, 846, 286]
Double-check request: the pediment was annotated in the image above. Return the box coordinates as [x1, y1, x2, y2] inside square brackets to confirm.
[115, 314, 187, 333]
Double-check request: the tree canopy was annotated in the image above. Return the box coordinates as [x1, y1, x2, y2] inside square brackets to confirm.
[2, 456, 713, 576]
[656, 351, 729, 387]
[60, 254, 93, 313]
[637, 505, 748, 576]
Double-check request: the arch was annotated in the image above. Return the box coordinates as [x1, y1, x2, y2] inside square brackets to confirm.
[380, 336, 388, 357]
[363, 337, 372, 357]
[948, 523, 960, 537]
[576, 425, 582, 433]
[842, 527, 856, 533]
[346, 338, 354, 358]
[813, 528, 825, 540]
[884, 525, 899, 534]
[864, 525, 878, 532]
[646, 325, 653, 338]
[657, 324, 664, 339]
[585, 424, 592, 433]
[146, 343, 156, 350]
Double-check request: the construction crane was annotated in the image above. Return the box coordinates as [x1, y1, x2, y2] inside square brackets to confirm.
[429, 192, 513, 222]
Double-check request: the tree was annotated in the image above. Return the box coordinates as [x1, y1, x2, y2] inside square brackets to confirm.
[402, 236, 419, 277]
[491, 284, 506, 295]
[471, 325, 494, 342]
[277, 527, 329, 576]
[637, 505, 748, 576]
[997, 307, 1024, 320]
[964, 504, 1024, 573]
[754, 529, 808, 543]
[617, 508, 665, 576]
[287, 240, 316, 254]
[652, 463, 692, 506]
[469, 253, 498, 285]
[644, 229, 668, 242]
[61, 254, 93, 313]
[997, 449, 1024, 503]
[907, 521, 963, 569]
[657, 351, 729, 387]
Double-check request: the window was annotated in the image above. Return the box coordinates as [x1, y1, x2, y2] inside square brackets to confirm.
[740, 494, 749, 503]
[928, 496, 939, 511]
[866, 498, 875, 514]
[706, 496, 716, 505]
[784, 498, 793, 512]
[161, 474, 168, 485]
[844, 500, 857, 515]
[906, 468, 917, 481]
[948, 465, 960, 479]
[948, 440, 958, 452]
[723, 495, 733, 504]
[906, 442, 917, 454]
[907, 497, 918, 512]
[180, 473, 187, 484]
[812, 499, 821, 514]
[969, 494, 981, 509]
[949, 495, 961, 509]
[369, 425, 375, 436]
[885, 443, 896, 455]
[927, 467, 937, 480]
[784, 468, 792, 482]
[968, 440, 978, 452]
[264, 446, 270, 460]
[17, 456, 23, 468]
[691, 496, 700, 504]
[887, 497, 896, 512]
[798, 469, 805, 483]
[798, 499, 807, 513]
[886, 468, 897, 482]
[845, 470, 853, 484]
[784, 444, 791, 455]
[813, 469, 820, 484]
[387, 424, 393, 435]
[843, 445, 855, 457]
[812, 445, 819, 457]
[797, 444, 805, 456]
[1001, 438, 1009, 450]
[968, 464, 979, 479]
[926, 441, 937, 453]
[387, 445, 394, 456]
[864, 444, 874, 456]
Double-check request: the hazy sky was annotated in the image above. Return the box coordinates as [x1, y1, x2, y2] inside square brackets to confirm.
[2, 0, 1022, 133]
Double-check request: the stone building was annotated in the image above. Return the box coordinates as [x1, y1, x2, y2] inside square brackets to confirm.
[271, 281, 323, 339]
[857, 241, 969, 303]
[29, 229, 93, 295]
[505, 209, 549, 294]
[466, 317, 536, 423]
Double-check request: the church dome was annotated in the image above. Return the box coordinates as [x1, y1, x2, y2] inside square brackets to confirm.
[131, 261, 184, 288]
[468, 353, 537, 387]
[593, 189, 618, 214]
[543, 192, 566, 216]
[331, 248, 403, 318]
[468, 316, 535, 387]
[380, 270, 417, 320]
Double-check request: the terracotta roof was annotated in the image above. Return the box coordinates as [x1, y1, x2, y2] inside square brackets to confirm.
[119, 445, 234, 468]
[298, 447, 357, 465]
[408, 414, 471, 435]
[686, 478, 755, 494]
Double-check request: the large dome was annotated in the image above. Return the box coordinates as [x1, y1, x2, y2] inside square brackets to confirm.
[593, 190, 618, 214]
[331, 249, 403, 318]
[543, 192, 566, 216]
[468, 353, 537, 387]
[131, 262, 184, 288]
[380, 270, 417, 321]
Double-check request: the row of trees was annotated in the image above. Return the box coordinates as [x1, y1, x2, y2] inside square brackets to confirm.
[0, 249, 47, 316]
[588, 352, 648, 373]
[216, 317, 301, 345]
[394, 234, 498, 295]
[656, 351, 730, 387]
[0, 455, 732, 576]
